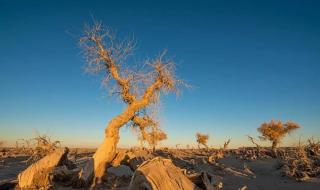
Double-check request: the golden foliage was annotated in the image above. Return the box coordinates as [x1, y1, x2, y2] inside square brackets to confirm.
[131, 116, 167, 151]
[258, 119, 300, 147]
[196, 132, 209, 148]
[144, 127, 167, 151]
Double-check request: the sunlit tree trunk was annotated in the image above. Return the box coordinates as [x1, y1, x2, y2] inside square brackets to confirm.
[93, 101, 154, 182]
[271, 140, 278, 157]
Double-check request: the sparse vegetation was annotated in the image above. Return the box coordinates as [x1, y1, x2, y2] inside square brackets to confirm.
[2, 134, 320, 190]
[247, 135, 261, 150]
[1, 11, 318, 190]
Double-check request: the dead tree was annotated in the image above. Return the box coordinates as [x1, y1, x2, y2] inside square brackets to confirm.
[247, 135, 260, 150]
[247, 135, 261, 157]
[223, 139, 231, 150]
[80, 22, 184, 184]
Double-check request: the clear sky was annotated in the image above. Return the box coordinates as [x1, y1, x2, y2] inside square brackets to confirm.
[1, 0, 319, 148]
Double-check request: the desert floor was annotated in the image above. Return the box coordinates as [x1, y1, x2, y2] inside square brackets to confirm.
[0, 148, 319, 190]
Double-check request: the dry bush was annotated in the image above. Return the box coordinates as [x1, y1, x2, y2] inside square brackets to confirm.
[247, 135, 260, 150]
[233, 136, 273, 161]
[15, 133, 61, 163]
[258, 119, 300, 155]
[209, 139, 231, 162]
[280, 138, 320, 181]
[244, 135, 264, 160]
[130, 110, 167, 152]
[196, 133, 209, 149]
[137, 125, 167, 152]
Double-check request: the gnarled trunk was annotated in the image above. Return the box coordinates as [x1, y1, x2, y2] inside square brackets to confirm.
[92, 103, 143, 184]
[80, 24, 181, 187]
[271, 140, 278, 157]
[92, 130, 119, 184]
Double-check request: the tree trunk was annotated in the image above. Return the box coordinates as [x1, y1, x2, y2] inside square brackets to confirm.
[82, 94, 157, 185]
[271, 140, 278, 157]
[92, 130, 119, 184]
[91, 103, 140, 184]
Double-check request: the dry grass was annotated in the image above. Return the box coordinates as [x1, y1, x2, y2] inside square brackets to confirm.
[25, 134, 61, 163]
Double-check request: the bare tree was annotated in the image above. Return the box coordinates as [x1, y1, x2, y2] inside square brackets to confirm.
[80, 22, 185, 183]
[223, 139, 231, 150]
[258, 119, 300, 156]
[247, 135, 261, 150]
[196, 133, 209, 149]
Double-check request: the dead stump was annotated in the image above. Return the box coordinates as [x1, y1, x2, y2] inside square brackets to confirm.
[18, 147, 69, 189]
[129, 157, 200, 190]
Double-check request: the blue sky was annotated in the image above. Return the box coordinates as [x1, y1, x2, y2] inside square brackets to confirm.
[0, 0, 319, 148]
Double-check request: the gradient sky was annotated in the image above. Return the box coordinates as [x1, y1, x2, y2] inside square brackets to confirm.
[1, 0, 320, 148]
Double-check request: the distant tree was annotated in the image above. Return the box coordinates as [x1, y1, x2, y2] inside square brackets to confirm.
[223, 139, 231, 150]
[131, 113, 168, 151]
[144, 126, 167, 152]
[80, 21, 185, 184]
[196, 133, 209, 149]
[247, 135, 261, 150]
[258, 119, 300, 155]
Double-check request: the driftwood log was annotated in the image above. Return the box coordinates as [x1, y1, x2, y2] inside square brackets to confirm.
[129, 157, 200, 190]
[18, 148, 69, 189]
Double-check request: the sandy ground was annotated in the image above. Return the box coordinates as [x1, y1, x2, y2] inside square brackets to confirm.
[0, 148, 319, 190]
[217, 157, 319, 189]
